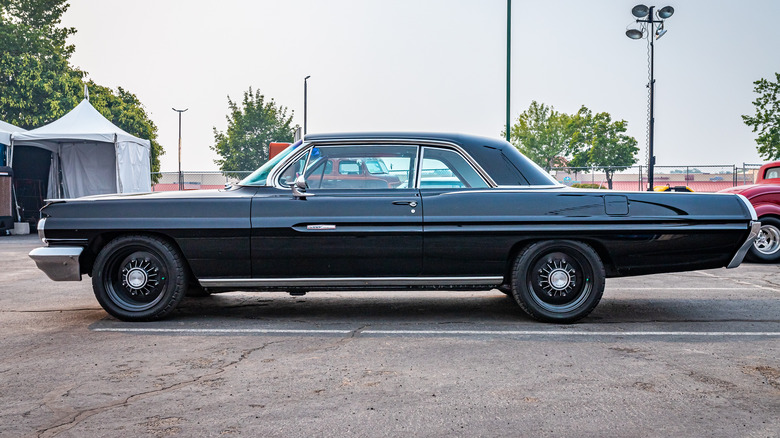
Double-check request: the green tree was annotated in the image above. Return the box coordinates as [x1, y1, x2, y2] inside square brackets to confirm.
[0, 0, 163, 175]
[742, 72, 780, 161]
[507, 101, 577, 171]
[0, 0, 83, 128]
[569, 108, 638, 189]
[211, 87, 297, 172]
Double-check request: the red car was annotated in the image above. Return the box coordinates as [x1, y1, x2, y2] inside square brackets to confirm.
[720, 160, 780, 262]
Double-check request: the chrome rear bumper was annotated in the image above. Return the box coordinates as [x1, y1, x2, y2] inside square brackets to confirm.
[29, 247, 84, 281]
[727, 221, 761, 268]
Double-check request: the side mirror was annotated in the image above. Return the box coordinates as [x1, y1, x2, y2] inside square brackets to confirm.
[291, 175, 314, 199]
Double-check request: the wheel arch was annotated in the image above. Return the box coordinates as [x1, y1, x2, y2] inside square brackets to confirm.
[82, 231, 192, 278]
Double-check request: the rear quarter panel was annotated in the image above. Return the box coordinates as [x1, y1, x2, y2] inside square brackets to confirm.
[421, 188, 752, 278]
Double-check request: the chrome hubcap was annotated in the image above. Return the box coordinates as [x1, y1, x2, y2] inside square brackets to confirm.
[754, 225, 780, 255]
[126, 268, 148, 289]
[121, 258, 159, 296]
[538, 258, 576, 297]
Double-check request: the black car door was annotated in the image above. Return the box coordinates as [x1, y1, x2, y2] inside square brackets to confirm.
[250, 143, 422, 278]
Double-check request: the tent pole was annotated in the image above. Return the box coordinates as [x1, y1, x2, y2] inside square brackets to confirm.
[8, 135, 13, 167]
[8, 136, 21, 221]
[114, 134, 123, 193]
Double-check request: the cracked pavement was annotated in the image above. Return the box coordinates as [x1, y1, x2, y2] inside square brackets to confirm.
[1, 234, 779, 437]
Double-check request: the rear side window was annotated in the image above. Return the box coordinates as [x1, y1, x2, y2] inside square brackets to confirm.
[419, 147, 489, 189]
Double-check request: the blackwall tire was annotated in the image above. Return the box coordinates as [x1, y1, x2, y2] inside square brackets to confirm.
[747, 217, 780, 263]
[92, 235, 188, 321]
[511, 240, 605, 323]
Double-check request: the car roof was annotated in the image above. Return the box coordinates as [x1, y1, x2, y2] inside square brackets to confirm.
[303, 132, 556, 186]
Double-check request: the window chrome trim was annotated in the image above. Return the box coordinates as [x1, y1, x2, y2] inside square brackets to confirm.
[199, 276, 503, 288]
[267, 138, 498, 190]
[269, 143, 313, 189]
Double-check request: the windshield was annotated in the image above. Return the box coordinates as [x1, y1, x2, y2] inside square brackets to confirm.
[238, 140, 303, 186]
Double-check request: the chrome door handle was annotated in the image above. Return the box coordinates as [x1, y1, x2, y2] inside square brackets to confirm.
[392, 201, 417, 207]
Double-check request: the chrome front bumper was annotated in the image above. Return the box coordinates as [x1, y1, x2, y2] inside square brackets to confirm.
[727, 221, 761, 269]
[29, 247, 84, 281]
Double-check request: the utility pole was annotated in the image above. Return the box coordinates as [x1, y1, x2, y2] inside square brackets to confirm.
[172, 107, 188, 191]
[505, 0, 511, 142]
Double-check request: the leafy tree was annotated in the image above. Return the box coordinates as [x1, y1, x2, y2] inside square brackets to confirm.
[508, 101, 577, 171]
[0, 0, 83, 128]
[211, 87, 297, 172]
[0, 0, 163, 175]
[569, 108, 638, 189]
[742, 72, 780, 161]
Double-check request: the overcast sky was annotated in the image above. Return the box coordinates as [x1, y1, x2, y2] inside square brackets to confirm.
[62, 0, 778, 172]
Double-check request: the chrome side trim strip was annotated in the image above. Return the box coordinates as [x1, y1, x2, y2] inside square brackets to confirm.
[28, 246, 83, 281]
[199, 276, 504, 288]
[727, 221, 761, 269]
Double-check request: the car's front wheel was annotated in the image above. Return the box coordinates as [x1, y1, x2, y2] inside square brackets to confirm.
[748, 217, 780, 262]
[511, 240, 605, 323]
[92, 235, 188, 321]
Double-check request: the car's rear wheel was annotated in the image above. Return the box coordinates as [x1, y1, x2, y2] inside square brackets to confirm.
[92, 235, 188, 321]
[511, 240, 605, 323]
[748, 217, 780, 262]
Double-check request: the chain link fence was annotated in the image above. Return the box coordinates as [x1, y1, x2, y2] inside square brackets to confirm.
[152, 164, 767, 193]
[551, 164, 765, 192]
[151, 171, 252, 191]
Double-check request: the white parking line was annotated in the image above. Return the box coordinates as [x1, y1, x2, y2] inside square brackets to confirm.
[91, 328, 780, 336]
[609, 288, 771, 290]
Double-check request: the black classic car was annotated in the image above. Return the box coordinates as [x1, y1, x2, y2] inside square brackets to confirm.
[29, 132, 759, 323]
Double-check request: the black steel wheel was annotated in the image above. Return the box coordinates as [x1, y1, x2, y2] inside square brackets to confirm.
[747, 217, 780, 263]
[92, 235, 188, 321]
[511, 240, 605, 323]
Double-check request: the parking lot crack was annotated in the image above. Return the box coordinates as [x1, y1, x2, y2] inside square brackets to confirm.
[36, 340, 284, 438]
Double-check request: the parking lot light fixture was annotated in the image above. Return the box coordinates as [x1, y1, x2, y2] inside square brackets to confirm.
[625, 4, 674, 191]
[304, 76, 311, 137]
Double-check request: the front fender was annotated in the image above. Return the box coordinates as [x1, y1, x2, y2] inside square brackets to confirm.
[753, 202, 780, 219]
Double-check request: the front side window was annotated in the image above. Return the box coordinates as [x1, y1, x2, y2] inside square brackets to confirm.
[278, 144, 417, 190]
[764, 167, 780, 180]
[419, 147, 489, 189]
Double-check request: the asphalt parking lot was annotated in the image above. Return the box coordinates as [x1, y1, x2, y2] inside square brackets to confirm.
[1, 233, 779, 437]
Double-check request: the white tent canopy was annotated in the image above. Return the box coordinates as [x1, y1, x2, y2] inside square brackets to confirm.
[10, 99, 152, 198]
[0, 119, 25, 149]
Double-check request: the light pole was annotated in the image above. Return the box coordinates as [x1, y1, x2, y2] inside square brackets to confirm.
[506, 0, 511, 143]
[626, 4, 674, 191]
[304, 76, 311, 136]
[172, 107, 188, 191]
